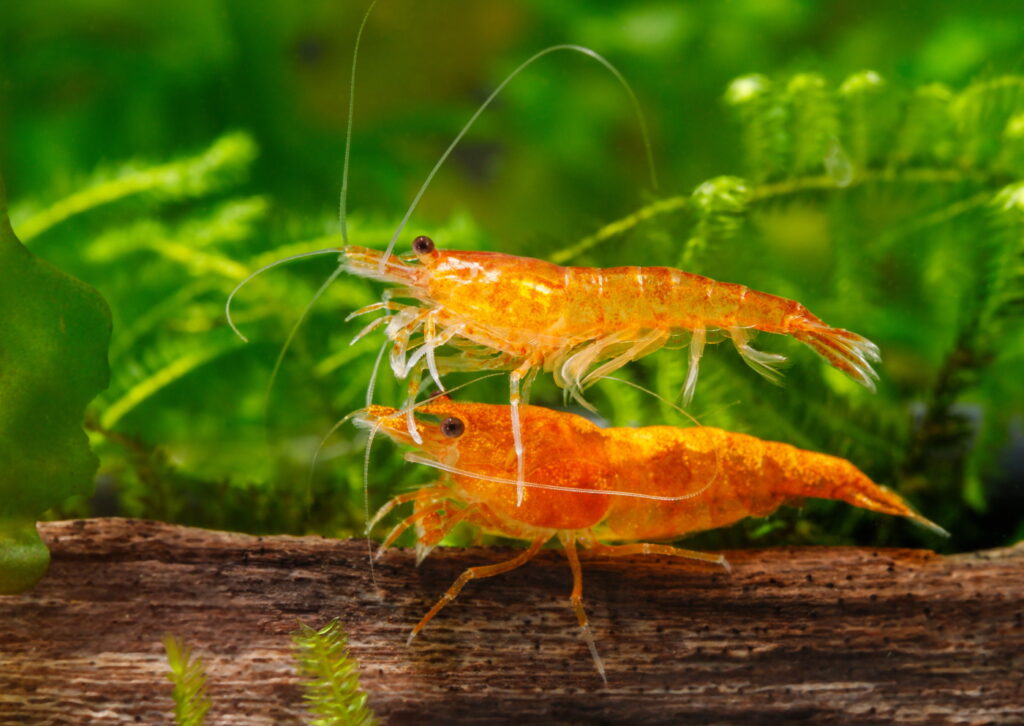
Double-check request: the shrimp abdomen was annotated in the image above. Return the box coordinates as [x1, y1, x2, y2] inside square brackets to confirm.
[752, 436, 947, 535]
[577, 265, 880, 391]
[600, 427, 946, 541]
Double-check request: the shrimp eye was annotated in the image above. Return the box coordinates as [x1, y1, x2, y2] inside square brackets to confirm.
[440, 416, 465, 438]
[413, 235, 435, 255]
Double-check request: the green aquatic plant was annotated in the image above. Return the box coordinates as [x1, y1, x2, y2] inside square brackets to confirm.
[159, 624, 376, 726]
[163, 636, 212, 726]
[292, 619, 378, 726]
[0, 173, 111, 593]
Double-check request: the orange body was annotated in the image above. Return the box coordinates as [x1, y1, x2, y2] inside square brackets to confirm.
[362, 400, 944, 545]
[345, 243, 880, 405]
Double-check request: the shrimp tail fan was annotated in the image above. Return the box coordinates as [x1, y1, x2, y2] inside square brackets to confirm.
[794, 323, 881, 391]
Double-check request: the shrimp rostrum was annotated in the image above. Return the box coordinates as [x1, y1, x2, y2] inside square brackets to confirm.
[358, 398, 945, 682]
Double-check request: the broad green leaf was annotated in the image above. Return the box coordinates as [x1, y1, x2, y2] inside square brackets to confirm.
[0, 173, 111, 593]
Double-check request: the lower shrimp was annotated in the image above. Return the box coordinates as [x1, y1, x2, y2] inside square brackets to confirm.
[344, 236, 880, 501]
[356, 398, 945, 683]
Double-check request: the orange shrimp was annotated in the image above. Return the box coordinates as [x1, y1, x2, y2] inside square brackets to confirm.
[357, 398, 945, 682]
[345, 237, 880, 500]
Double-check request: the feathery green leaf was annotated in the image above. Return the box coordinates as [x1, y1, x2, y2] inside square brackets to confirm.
[163, 636, 212, 726]
[292, 620, 378, 726]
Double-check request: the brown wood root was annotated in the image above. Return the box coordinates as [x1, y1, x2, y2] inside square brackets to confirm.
[1, 518, 1022, 725]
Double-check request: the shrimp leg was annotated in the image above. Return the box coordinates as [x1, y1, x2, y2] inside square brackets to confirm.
[347, 299, 419, 346]
[580, 328, 670, 389]
[401, 360, 427, 444]
[413, 504, 476, 566]
[407, 536, 548, 645]
[583, 540, 731, 572]
[376, 506, 438, 558]
[387, 307, 431, 382]
[560, 532, 606, 685]
[682, 328, 706, 404]
[398, 318, 468, 441]
[509, 359, 540, 506]
[367, 482, 448, 531]
[419, 311, 465, 393]
[369, 484, 474, 565]
[376, 502, 476, 560]
[729, 326, 786, 384]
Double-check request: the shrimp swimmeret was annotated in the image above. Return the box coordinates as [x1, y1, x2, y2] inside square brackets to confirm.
[344, 236, 881, 499]
[358, 398, 946, 683]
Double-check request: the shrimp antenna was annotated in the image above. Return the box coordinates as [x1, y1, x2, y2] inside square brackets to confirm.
[225, 248, 342, 342]
[378, 42, 659, 272]
[304, 404, 380, 586]
[229, 2, 380, 405]
[263, 264, 347, 412]
[311, 370, 506, 533]
[362, 420, 383, 587]
[404, 454, 713, 503]
[339, 0, 378, 245]
[365, 337, 390, 408]
[304, 339, 385, 525]
[417, 371, 507, 401]
[308, 407, 368, 512]
[311, 369, 508, 578]
[314, 371, 505, 494]
[255, 1, 379, 406]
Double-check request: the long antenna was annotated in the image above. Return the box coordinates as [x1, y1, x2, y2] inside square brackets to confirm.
[226, 2, 375, 341]
[339, 0, 378, 245]
[225, 248, 341, 342]
[377, 43, 658, 271]
[260, 2, 379, 406]
[405, 454, 712, 503]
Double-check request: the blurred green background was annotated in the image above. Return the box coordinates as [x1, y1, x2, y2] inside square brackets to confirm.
[1, 0, 1022, 553]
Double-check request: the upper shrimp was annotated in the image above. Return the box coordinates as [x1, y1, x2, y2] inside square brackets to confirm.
[346, 236, 880, 403]
[344, 235, 880, 499]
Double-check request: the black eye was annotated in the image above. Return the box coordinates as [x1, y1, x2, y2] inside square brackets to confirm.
[412, 235, 435, 255]
[440, 417, 464, 438]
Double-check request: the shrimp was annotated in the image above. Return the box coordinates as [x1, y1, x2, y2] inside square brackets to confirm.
[344, 237, 880, 501]
[356, 398, 946, 683]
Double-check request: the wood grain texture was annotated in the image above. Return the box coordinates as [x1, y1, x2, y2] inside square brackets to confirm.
[0, 518, 1022, 725]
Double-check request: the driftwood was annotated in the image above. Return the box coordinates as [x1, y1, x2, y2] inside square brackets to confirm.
[0, 518, 1022, 725]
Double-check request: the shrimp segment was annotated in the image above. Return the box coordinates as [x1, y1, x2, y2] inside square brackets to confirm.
[358, 399, 945, 679]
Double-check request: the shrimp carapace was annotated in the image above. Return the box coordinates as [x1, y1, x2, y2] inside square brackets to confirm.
[357, 399, 945, 680]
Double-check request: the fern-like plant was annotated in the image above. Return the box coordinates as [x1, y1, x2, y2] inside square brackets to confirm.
[163, 636, 212, 726]
[292, 620, 378, 726]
